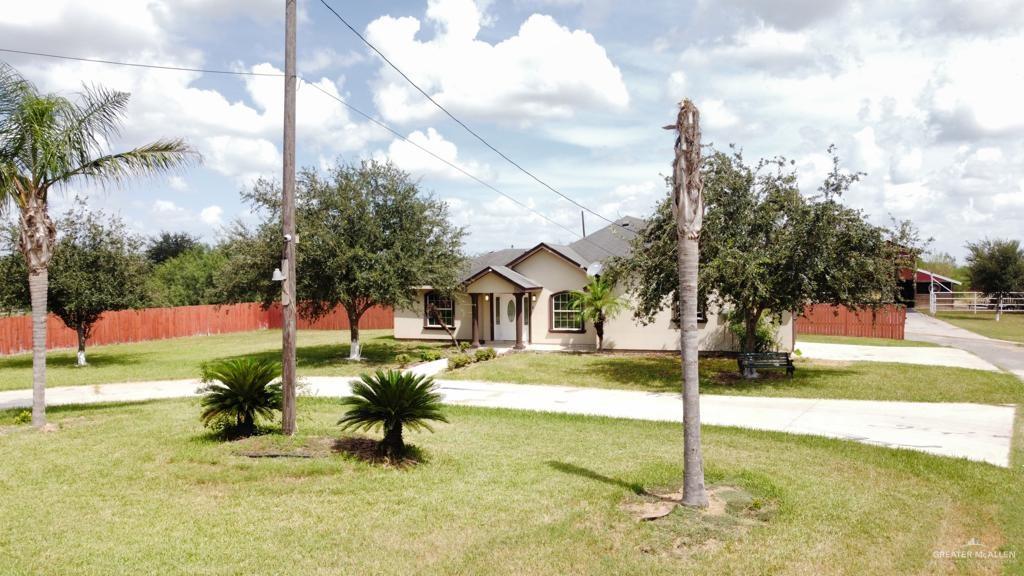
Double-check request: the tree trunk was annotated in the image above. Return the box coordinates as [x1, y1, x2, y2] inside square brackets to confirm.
[349, 322, 361, 361]
[670, 99, 708, 508]
[382, 421, 404, 458]
[76, 325, 88, 367]
[28, 270, 48, 427]
[595, 319, 605, 351]
[996, 294, 1002, 322]
[744, 310, 762, 353]
[678, 233, 708, 507]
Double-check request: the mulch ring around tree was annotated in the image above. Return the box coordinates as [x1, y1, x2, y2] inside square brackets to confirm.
[622, 485, 778, 557]
[232, 435, 423, 467]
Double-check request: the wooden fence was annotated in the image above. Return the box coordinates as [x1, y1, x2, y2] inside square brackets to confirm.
[0, 302, 393, 356]
[795, 304, 906, 339]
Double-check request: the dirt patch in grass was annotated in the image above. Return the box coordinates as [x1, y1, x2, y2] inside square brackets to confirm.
[625, 485, 777, 558]
[332, 436, 424, 468]
[232, 435, 334, 458]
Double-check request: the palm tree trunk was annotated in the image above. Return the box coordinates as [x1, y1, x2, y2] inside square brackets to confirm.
[595, 320, 604, 351]
[76, 325, 88, 366]
[383, 421, 404, 458]
[28, 270, 48, 427]
[678, 233, 708, 507]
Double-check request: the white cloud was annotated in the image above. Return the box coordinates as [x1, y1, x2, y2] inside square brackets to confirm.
[204, 136, 282, 185]
[167, 176, 189, 192]
[200, 205, 224, 227]
[366, 0, 629, 124]
[375, 128, 493, 181]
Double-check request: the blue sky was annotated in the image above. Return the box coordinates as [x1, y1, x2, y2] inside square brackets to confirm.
[1, 0, 1022, 259]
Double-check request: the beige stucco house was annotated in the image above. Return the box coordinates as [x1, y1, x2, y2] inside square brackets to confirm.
[394, 217, 795, 352]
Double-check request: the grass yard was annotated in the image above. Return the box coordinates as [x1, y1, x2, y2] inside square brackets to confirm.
[447, 352, 1024, 404]
[0, 330, 450, 391]
[796, 333, 939, 347]
[936, 312, 1024, 344]
[0, 398, 1020, 575]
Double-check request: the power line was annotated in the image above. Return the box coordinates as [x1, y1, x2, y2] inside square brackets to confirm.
[315, 0, 635, 236]
[302, 81, 618, 257]
[0, 46, 615, 254]
[0, 48, 285, 77]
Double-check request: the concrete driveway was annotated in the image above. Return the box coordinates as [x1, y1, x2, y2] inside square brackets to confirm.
[1, 376, 1015, 467]
[796, 341, 1000, 371]
[906, 311, 1024, 381]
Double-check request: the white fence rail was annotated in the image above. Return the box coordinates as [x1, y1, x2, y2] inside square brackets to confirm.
[929, 291, 1024, 315]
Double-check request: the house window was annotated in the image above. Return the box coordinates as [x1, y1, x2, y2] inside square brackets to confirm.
[550, 291, 583, 332]
[424, 292, 455, 328]
[670, 300, 707, 327]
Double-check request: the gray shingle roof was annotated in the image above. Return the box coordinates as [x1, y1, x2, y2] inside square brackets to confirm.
[461, 216, 646, 283]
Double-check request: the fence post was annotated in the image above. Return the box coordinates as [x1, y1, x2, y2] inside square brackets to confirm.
[929, 289, 936, 315]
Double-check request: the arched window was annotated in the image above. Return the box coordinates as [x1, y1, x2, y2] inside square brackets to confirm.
[424, 292, 455, 328]
[550, 291, 583, 332]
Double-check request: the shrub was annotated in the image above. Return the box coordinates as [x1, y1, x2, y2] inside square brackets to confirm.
[419, 349, 442, 362]
[473, 347, 497, 362]
[457, 341, 471, 352]
[199, 358, 282, 438]
[448, 354, 473, 370]
[395, 353, 413, 367]
[338, 369, 448, 459]
[13, 410, 31, 425]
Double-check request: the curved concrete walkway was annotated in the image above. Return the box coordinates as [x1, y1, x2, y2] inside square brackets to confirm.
[0, 376, 1014, 467]
[906, 311, 1024, 381]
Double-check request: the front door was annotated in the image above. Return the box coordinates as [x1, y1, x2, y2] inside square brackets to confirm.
[493, 294, 518, 341]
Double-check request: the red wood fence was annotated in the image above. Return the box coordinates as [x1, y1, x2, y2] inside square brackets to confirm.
[796, 304, 906, 339]
[0, 302, 393, 356]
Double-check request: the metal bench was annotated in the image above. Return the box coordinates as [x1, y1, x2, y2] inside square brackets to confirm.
[737, 352, 795, 379]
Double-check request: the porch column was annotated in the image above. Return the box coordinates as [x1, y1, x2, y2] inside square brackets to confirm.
[514, 292, 525, 350]
[471, 294, 481, 346]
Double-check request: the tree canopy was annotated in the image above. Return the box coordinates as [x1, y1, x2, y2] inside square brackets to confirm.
[219, 159, 466, 359]
[610, 146, 918, 352]
[145, 231, 202, 264]
[965, 239, 1024, 296]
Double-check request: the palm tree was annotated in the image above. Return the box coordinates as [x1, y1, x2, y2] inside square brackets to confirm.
[0, 64, 196, 427]
[573, 275, 625, 351]
[338, 369, 448, 459]
[199, 358, 283, 438]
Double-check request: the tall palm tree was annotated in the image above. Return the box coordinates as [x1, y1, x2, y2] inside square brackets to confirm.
[0, 64, 196, 427]
[573, 275, 625, 351]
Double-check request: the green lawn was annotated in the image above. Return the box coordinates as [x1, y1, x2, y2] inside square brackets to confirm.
[0, 330, 450, 391]
[936, 312, 1024, 344]
[0, 398, 1020, 575]
[447, 352, 1024, 404]
[796, 333, 939, 347]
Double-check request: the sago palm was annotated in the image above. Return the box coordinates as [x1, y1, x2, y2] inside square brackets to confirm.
[338, 369, 448, 459]
[573, 275, 626, 351]
[199, 358, 283, 438]
[0, 63, 196, 426]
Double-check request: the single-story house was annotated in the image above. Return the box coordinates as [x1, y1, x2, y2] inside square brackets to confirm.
[395, 217, 795, 352]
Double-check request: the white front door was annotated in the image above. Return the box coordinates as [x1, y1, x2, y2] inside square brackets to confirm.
[493, 294, 518, 341]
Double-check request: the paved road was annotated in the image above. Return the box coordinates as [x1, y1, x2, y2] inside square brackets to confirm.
[797, 341, 999, 371]
[906, 311, 1024, 381]
[1, 376, 1014, 467]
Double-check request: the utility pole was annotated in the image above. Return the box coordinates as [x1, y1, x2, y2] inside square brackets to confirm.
[281, 0, 298, 435]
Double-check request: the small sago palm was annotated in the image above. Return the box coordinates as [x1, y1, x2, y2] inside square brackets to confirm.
[199, 358, 283, 438]
[0, 63, 196, 426]
[338, 369, 448, 459]
[573, 275, 626, 351]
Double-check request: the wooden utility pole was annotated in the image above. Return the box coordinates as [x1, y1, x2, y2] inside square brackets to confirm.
[281, 0, 298, 435]
[666, 99, 708, 508]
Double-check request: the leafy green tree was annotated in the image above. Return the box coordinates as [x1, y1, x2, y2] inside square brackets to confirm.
[338, 369, 448, 459]
[572, 275, 625, 351]
[611, 146, 914, 356]
[0, 64, 195, 425]
[964, 239, 1024, 320]
[0, 222, 28, 314]
[145, 231, 201, 264]
[147, 245, 227, 307]
[48, 203, 150, 365]
[199, 358, 283, 438]
[218, 160, 466, 360]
